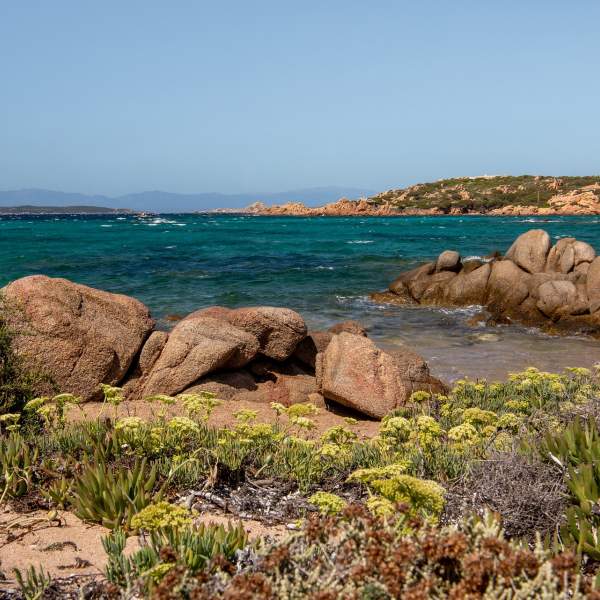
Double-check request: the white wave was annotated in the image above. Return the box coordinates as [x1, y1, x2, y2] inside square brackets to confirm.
[100, 224, 112, 228]
[347, 240, 374, 244]
[464, 255, 494, 263]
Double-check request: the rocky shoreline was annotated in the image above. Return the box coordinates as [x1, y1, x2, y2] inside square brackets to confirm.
[374, 229, 600, 336]
[240, 177, 600, 216]
[240, 197, 600, 217]
[2, 276, 444, 419]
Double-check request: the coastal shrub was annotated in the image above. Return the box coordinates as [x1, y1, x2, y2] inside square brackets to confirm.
[70, 458, 158, 529]
[445, 453, 567, 539]
[148, 506, 599, 599]
[23, 393, 81, 428]
[308, 491, 347, 515]
[130, 501, 192, 532]
[349, 465, 445, 522]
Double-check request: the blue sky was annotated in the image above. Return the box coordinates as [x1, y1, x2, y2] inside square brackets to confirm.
[1, 1, 599, 196]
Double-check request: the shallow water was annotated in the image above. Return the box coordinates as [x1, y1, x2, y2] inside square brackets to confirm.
[1, 213, 600, 382]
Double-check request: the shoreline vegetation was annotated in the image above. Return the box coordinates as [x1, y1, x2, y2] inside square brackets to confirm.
[3, 232, 600, 598]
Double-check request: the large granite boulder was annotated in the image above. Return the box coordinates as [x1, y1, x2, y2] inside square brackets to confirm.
[3, 275, 154, 401]
[486, 260, 531, 309]
[536, 280, 579, 318]
[377, 229, 600, 335]
[445, 263, 490, 305]
[505, 229, 551, 274]
[186, 306, 306, 361]
[123, 331, 169, 399]
[316, 332, 445, 419]
[546, 238, 595, 273]
[142, 316, 259, 396]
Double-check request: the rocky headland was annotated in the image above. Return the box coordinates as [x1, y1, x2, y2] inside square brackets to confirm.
[1, 275, 445, 419]
[375, 229, 600, 336]
[242, 176, 600, 216]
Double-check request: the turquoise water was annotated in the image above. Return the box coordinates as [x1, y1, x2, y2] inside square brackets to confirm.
[2, 213, 600, 381]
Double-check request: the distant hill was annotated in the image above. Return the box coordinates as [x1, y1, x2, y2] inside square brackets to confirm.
[368, 175, 600, 213]
[0, 187, 375, 213]
[0, 205, 133, 215]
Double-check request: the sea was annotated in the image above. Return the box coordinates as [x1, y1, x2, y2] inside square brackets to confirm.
[2, 213, 600, 383]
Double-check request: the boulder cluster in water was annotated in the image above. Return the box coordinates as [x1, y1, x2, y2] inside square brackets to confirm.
[1, 275, 444, 419]
[376, 229, 600, 336]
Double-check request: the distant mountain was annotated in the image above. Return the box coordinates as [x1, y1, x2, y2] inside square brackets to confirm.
[0, 205, 133, 215]
[0, 187, 374, 213]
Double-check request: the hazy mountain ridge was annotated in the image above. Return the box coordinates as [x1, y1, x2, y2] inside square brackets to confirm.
[0, 186, 375, 213]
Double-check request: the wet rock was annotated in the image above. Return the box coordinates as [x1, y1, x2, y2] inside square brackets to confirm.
[419, 271, 457, 303]
[369, 291, 415, 305]
[3, 275, 154, 401]
[316, 332, 446, 419]
[377, 229, 600, 335]
[409, 271, 456, 301]
[389, 262, 435, 287]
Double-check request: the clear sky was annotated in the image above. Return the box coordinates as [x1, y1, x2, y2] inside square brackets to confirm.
[1, 1, 599, 196]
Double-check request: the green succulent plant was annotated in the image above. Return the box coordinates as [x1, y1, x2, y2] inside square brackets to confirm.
[13, 565, 52, 600]
[539, 417, 600, 468]
[70, 458, 158, 529]
[103, 522, 248, 591]
[0, 433, 37, 501]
